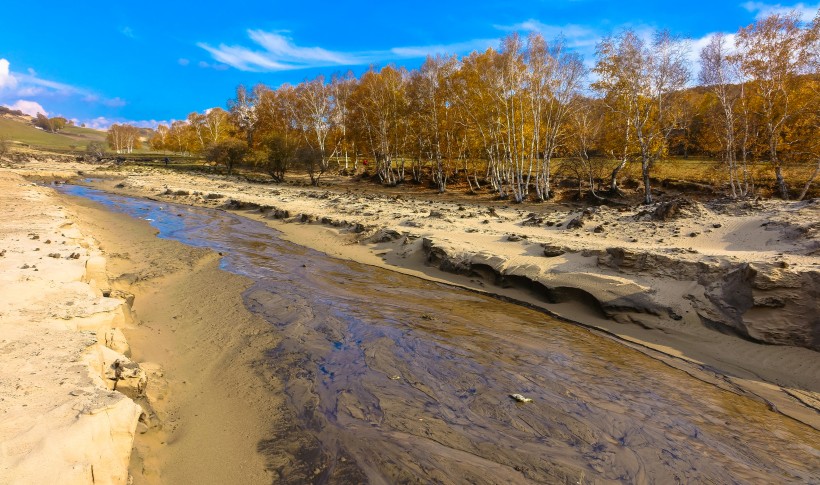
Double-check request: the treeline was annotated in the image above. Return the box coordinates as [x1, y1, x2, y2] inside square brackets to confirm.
[140, 11, 819, 201]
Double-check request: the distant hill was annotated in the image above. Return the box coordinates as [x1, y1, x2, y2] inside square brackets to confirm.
[0, 114, 107, 150]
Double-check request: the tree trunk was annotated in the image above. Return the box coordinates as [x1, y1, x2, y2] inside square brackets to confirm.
[797, 159, 820, 201]
[609, 157, 627, 194]
[642, 159, 652, 204]
[775, 164, 789, 199]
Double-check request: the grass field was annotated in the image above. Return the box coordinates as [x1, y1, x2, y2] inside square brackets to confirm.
[0, 117, 106, 149]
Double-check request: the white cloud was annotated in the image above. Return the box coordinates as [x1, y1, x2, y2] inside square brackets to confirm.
[0, 59, 18, 90]
[198, 30, 502, 72]
[0, 58, 127, 109]
[742, 2, 820, 21]
[5, 100, 48, 117]
[81, 116, 170, 130]
[197, 31, 364, 71]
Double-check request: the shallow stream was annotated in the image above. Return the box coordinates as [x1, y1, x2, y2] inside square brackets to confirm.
[60, 185, 820, 484]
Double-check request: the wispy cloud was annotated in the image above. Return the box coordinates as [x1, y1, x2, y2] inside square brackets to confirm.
[198, 30, 499, 72]
[742, 2, 820, 21]
[198, 30, 367, 71]
[120, 26, 136, 39]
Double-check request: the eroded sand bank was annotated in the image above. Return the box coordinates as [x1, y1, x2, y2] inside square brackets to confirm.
[0, 171, 139, 484]
[58, 185, 282, 484]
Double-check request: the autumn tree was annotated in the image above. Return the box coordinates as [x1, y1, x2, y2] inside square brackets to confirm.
[167, 120, 194, 154]
[700, 33, 753, 197]
[187, 112, 208, 153]
[107, 124, 142, 154]
[292, 75, 336, 185]
[206, 138, 248, 175]
[204, 108, 231, 147]
[797, 12, 820, 200]
[228, 85, 259, 147]
[351, 65, 409, 185]
[528, 34, 586, 200]
[150, 124, 170, 152]
[565, 97, 607, 199]
[408, 55, 459, 192]
[734, 11, 819, 199]
[594, 29, 690, 204]
[33, 114, 68, 133]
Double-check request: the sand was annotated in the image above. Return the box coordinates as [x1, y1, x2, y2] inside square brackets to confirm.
[58, 185, 287, 484]
[79, 163, 820, 428]
[1, 154, 819, 481]
[0, 171, 140, 484]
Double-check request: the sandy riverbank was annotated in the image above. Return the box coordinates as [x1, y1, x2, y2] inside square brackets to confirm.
[2, 155, 819, 480]
[62, 161, 819, 429]
[0, 171, 140, 483]
[0, 167, 284, 484]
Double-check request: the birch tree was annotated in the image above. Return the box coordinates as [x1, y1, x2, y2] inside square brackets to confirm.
[700, 33, 752, 197]
[594, 30, 690, 204]
[292, 75, 335, 185]
[734, 12, 816, 199]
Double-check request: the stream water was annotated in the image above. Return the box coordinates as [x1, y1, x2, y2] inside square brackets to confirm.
[60, 185, 820, 484]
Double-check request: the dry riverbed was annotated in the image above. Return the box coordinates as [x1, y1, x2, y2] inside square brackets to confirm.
[2, 155, 819, 482]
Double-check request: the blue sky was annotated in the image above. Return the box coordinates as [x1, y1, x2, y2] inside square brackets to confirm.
[1, 1, 817, 129]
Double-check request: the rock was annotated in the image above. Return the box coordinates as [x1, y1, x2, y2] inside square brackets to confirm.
[507, 234, 523, 242]
[510, 394, 533, 403]
[522, 214, 544, 226]
[103, 328, 131, 356]
[371, 229, 403, 242]
[99, 351, 147, 400]
[593, 225, 605, 233]
[271, 209, 290, 219]
[566, 217, 585, 229]
[542, 245, 566, 257]
[110, 289, 135, 308]
[567, 208, 596, 230]
[645, 198, 698, 221]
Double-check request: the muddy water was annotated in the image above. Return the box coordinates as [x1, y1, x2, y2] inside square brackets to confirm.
[62, 185, 820, 484]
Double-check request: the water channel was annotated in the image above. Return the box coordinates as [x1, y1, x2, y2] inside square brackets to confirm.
[60, 185, 820, 484]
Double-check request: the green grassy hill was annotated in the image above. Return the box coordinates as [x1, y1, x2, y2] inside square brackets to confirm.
[0, 116, 106, 150]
